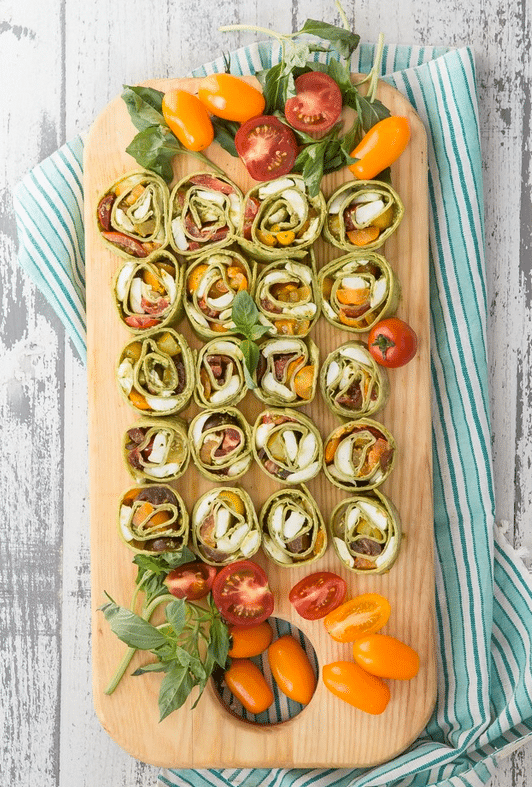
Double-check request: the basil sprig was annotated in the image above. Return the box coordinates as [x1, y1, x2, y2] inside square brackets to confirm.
[122, 85, 225, 181]
[231, 290, 271, 389]
[100, 547, 230, 720]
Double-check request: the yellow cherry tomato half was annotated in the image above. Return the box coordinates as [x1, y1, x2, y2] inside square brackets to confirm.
[324, 593, 391, 643]
[352, 634, 420, 680]
[268, 634, 316, 705]
[224, 659, 274, 714]
[198, 74, 266, 123]
[162, 89, 214, 151]
[228, 621, 273, 659]
[349, 116, 411, 180]
[322, 661, 390, 715]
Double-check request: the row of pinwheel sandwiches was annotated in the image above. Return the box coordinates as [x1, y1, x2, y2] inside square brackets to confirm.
[99, 168, 403, 578]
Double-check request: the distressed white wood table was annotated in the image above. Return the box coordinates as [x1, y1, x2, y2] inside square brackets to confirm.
[1, 1, 530, 785]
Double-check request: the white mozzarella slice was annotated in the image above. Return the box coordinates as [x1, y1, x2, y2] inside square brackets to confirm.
[340, 345, 370, 365]
[228, 192, 242, 227]
[207, 291, 233, 309]
[148, 431, 168, 464]
[116, 262, 135, 301]
[294, 216, 319, 243]
[129, 277, 143, 313]
[195, 495, 215, 524]
[255, 422, 274, 449]
[258, 178, 294, 198]
[240, 530, 260, 557]
[262, 338, 301, 357]
[335, 436, 356, 474]
[120, 522, 135, 542]
[282, 189, 306, 221]
[192, 412, 212, 443]
[130, 188, 152, 220]
[334, 537, 355, 567]
[326, 360, 341, 387]
[171, 217, 188, 250]
[355, 200, 385, 225]
[196, 269, 217, 300]
[196, 189, 226, 207]
[375, 535, 396, 567]
[328, 190, 354, 215]
[346, 506, 361, 530]
[283, 510, 306, 540]
[370, 277, 387, 307]
[271, 506, 284, 537]
[339, 367, 352, 389]
[263, 534, 293, 564]
[115, 208, 135, 232]
[147, 463, 179, 478]
[357, 501, 389, 531]
[210, 376, 240, 404]
[209, 340, 243, 357]
[353, 191, 382, 204]
[144, 395, 179, 411]
[117, 359, 134, 394]
[287, 462, 320, 483]
[120, 505, 131, 530]
[218, 308, 234, 322]
[160, 269, 177, 303]
[322, 301, 336, 319]
[341, 275, 367, 290]
[227, 456, 251, 477]
[289, 303, 316, 318]
[263, 271, 287, 285]
[191, 310, 210, 328]
[218, 523, 249, 552]
[287, 262, 311, 284]
[263, 372, 295, 401]
[282, 430, 298, 462]
[297, 433, 317, 465]
[214, 508, 232, 539]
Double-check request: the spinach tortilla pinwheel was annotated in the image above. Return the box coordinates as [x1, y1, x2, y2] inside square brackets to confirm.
[118, 484, 189, 555]
[259, 486, 327, 567]
[318, 251, 400, 332]
[324, 418, 396, 492]
[195, 337, 247, 408]
[253, 409, 323, 484]
[113, 250, 184, 332]
[168, 172, 243, 258]
[320, 342, 389, 420]
[253, 337, 319, 407]
[189, 407, 252, 481]
[123, 418, 189, 483]
[191, 487, 261, 566]
[255, 258, 320, 337]
[96, 170, 169, 259]
[330, 490, 401, 574]
[117, 329, 194, 415]
[184, 250, 254, 340]
[238, 175, 325, 261]
[324, 180, 404, 252]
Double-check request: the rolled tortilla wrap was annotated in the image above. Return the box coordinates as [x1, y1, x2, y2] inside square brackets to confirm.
[118, 484, 189, 555]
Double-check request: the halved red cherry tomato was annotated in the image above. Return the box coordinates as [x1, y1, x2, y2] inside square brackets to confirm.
[268, 635, 317, 705]
[224, 659, 274, 714]
[349, 116, 411, 180]
[212, 560, 274, 627]
[352, 634, 420, 680]
[368, 317, 418, 368]
[322, 661, 390, 714]
[162, 89, 214, 151]
[228, 621, 273, 658]
[284, 72, 342, 136]
[288, 571, 346, 620]
[164, 562, 217, 601]
[235, 115, 298, 181]
[324, 593, 391, 643]
[198, 74, 265, 123]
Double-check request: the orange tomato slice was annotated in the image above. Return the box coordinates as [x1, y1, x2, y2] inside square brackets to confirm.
[346, 226, 380, 247]
[323, 593, 391, 643]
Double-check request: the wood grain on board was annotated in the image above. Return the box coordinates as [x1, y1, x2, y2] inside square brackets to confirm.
[85, 76, 434, 769]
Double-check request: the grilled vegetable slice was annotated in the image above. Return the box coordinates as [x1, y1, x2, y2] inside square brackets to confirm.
[113, 251, 183, 332]
[260, 486, 327, 566]
[320, 342, 389, 420]
[324, 418, 396, 492]
[330, 489, 401, 573]
[117, 329, 194, 416]
[184, 250, 254, 340]
[123, 418, 189, 483]
[189, 407, 252, 481]
[192, 488, 261, 566]
[118, 484, 189, 554]
[96, 170, 169, 259]
[253, 408, 323, 484]
[255, 257, 320, 337]
[168, 171, 243, 257]
[195, 337, 247, 408]
[238, 175, 325, 261]
[253, 337, 319, 407]
[324, 181, 404, 252]
[318, 251, 400, 333]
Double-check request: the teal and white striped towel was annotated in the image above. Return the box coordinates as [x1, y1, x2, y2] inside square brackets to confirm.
[14, 41, 532, 787]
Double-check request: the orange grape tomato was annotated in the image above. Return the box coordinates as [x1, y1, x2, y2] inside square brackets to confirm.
[224, 659, 274, 714]
[352, 634, 420, 680]
[323, 593, 391, 643]
[162, 89, 214, 151]
[197, 74, 265, 122]
[349, 116, 411, 180]
[228, 621, 273, 658]
[322, 661, 390, 715]
[268, 635, 316, 705]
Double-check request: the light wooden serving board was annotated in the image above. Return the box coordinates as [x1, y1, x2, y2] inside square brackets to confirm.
[86, 76, 435, 769]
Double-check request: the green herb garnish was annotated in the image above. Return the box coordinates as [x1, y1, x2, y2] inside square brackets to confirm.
[231, 290, 271, 389]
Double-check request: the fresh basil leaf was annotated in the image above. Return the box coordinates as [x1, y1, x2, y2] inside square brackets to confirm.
[165, 599, 187, 638]
[357, 96, 391, 133]
[100, 601, 169, 650]
[298, 20, 360, 59]
[231, 290, 260, 334]
[256, 63, 289, 113]
[241, 339, 259, 389]
[212, 117, 239, 157]
[126, 126, 181, 183]
[249, 323, 271, 342]
[325, 58, 353, 93]
[158, 664, 193, 721]
[122, 85, 166, 131]
[132, 661, 169, 675]
[208, 617, 230, 669]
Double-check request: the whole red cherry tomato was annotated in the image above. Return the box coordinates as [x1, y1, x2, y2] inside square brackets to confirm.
[289, 572, 346, 620]
[352, 634, 420, 680]
[349, 116, 411, 180]
[235, 115, 298, 181]
[164, 562, 217, 601]
[368, 317, 418, 368]
[322, 661, 390, 714]
[268, 635, 316, 705]
[284, 72, 342, 137]
[212, 560, 274, 627]
[198, 74, 265, 123]
[324, 593, 391, 643]
[162, 89, 214, 151]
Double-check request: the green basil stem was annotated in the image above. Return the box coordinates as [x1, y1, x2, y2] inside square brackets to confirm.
[335, 0, 350, 30]
[353, 32, 385, 101]
[183, 150, 226, 178]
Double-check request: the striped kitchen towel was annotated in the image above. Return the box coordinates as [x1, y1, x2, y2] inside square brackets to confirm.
[14, 41, 532, 787]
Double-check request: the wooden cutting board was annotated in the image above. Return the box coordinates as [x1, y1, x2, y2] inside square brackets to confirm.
[85, 76, 435, 769]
